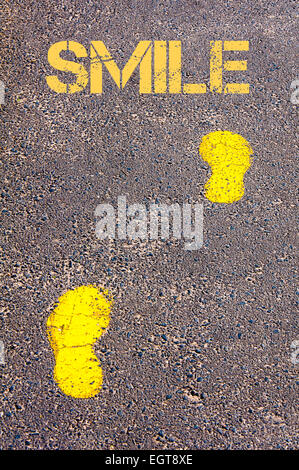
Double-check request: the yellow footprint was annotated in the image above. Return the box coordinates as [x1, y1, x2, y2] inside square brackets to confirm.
[199, 130, 253, 203]
[47, 285, 113, 398]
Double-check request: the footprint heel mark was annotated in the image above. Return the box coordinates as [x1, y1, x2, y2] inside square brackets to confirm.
[47, 285, 113, 398]
[199, 130, 253, 204]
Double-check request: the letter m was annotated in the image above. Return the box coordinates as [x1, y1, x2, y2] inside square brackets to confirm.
[90, 41, 152, 93]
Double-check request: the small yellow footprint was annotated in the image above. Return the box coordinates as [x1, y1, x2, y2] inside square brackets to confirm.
[199, 130, 253, 203]
[47, 285, 113, 398]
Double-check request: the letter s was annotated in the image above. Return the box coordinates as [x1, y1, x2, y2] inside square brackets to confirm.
[46, 41, 88, 93]
[290, 79, 299, 104]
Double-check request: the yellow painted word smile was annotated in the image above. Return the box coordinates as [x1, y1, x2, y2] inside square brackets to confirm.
[46, 40, 249, 94]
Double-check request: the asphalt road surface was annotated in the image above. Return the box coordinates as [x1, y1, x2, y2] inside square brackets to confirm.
[0, 0, 298, 450]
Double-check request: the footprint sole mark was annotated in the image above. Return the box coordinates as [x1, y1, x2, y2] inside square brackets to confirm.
[47, 285, 113, 398]
[199, 130, 253, 204]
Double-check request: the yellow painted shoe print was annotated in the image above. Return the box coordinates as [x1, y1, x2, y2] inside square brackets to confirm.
[47, 285, 113, 398]
[199, 130, 253, 203]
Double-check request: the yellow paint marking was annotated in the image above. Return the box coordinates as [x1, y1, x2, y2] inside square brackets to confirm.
[223, 60, 247, 71]
[199, 131, 253, 204]
[224, 83, 250, 94]
[154, 41, 167, 93]
[47, 285, 113, 398]
[210, 40, 222, 93]
[169, 41, 182, 93]
[223, 40, 249, 51]
[183, 83, 206, 94]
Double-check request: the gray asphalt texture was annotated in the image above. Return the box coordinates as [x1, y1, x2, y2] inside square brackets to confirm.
[0, 0, 298, 450]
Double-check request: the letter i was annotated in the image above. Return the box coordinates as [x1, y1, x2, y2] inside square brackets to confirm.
[169, 41, 182, 93]
[154, 41, 167, 93]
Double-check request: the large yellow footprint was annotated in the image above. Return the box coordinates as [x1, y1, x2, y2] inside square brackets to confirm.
[47, 285, 113, 398]
[199, 131, 253, 203]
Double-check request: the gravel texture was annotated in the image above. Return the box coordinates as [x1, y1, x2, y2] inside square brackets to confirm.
[0, 0, 298, 450]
